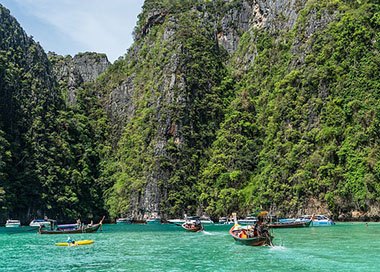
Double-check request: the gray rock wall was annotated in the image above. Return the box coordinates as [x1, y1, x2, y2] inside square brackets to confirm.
[49, 52, 110, 105]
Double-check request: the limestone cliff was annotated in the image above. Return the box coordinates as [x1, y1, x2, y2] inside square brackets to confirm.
[48, 52, 110, 105]
[102, 0, 380, 221]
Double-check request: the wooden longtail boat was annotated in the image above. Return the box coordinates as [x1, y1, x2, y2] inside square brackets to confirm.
[39, 217, 104, 235]
[229, 224, 273, 246]
[229, 212, 273, 246]
[268, 220, 312, 228]
[181, 221, 203, 232]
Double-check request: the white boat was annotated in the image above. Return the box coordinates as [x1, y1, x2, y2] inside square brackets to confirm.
[238, 216, 258, 225]
[199, 216, 214, 224]
[168, 216, 214, 225]
[218, 217, 234, 224]
[116, 217, 132, 224]
[146, 217, 161, 224]
[29, 219, 51, 228]
[296, 214, 335, 226]
[5, 219, 21, 228]
[167, 218, 185, 225]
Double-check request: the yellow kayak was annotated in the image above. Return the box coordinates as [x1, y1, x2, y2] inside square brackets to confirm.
[55, 239, 94, 246]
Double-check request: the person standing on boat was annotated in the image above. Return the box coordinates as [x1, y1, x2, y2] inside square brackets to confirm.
[76, 219, 81, 228]
[254, 216, 264, 236]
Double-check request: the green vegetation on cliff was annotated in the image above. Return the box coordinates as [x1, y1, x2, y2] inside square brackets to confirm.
[0, 5, 107, 221]
[200, 0, 380, 218]
[1, 0, 379, 222]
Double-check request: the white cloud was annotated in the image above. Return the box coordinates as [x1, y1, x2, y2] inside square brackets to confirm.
[13, 0, 144, 62]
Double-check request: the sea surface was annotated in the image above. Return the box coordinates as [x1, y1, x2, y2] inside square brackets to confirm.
[0, 222, 378, 271]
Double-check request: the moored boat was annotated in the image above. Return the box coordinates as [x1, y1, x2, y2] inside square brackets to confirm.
[168, 215, 214, 226]
[146, 217, 161, 224]
[238, 216, 257, 225]
[5, 219, 21, 228]
[55, 239, 94, 246]
[39, 217, 104, 234]
[268, 219, 311, 228]
[218, 217, 234, 225]
[296, 214, 335, 226]
[116, 217, 132, 224]
[30, 219, 51, 228]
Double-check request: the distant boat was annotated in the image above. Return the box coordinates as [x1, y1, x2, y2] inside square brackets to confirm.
[39, 217, 104, 234]
[199, 216, 214, 224]
[5, 219, 21, 228]
[146, 217, 161, 224]
[218, 217, 234, 224]
[168, 216, 214, 225]
[181, 221, 203, 232]
[296, 215, 335, 226]
[238, 216, 257, 225]
[29, 219, 51, 228]
[116, 217, 132, 224]
[268, 220, 311, 228]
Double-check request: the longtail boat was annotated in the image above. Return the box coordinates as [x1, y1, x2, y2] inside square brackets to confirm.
[229, 224, 273, 246]
[39, 217, 104, 235]
[229, 212, 273, 246]
[181, 221, 203, 232]
[268, 220, 311, 228]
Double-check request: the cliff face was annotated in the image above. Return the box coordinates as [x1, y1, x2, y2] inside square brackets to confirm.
[0, 4, 108, 222]
[1, 0, 379, 222]
[0, 4, 61, 221]
[100, 0, 320, 219]
[102, 0, 380, 221]
[48, 52, 110, 105]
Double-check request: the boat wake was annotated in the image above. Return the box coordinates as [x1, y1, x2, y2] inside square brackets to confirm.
[201, 231, 213, 235]
[270, 245, 287, 251]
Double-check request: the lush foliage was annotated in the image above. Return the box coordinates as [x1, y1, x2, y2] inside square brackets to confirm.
[199, 0, 380, 217]
[1, 0, 380, 222]
[0, 6, 107, 222]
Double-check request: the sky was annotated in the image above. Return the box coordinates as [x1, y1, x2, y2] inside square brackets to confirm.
[0, 0, 145, 62]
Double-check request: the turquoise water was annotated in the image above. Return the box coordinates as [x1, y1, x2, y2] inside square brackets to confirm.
[0, 223, 379, 271]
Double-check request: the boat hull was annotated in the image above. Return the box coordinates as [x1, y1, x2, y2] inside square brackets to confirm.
[55, 240, 94, 246]
[268, 220, 311, 228]
[5, 224, 21, 228]
[116, 218, 132, 224]
[5, 220, 21, 228]
[39, 223, 101, 234]
[181, 222, 203, 232]
[311, 220, 335, 226]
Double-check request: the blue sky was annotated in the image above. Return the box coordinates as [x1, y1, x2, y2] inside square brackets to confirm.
[0, 0, 145, 62]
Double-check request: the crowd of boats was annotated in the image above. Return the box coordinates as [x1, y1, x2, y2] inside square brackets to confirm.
[2, 213, 334, 247]
[114, 213, 335, 246]
[115, 213, 334, 227]
[3, 216, 104, 234]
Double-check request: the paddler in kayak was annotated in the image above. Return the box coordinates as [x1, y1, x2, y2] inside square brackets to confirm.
[67, 236, 75, 245]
